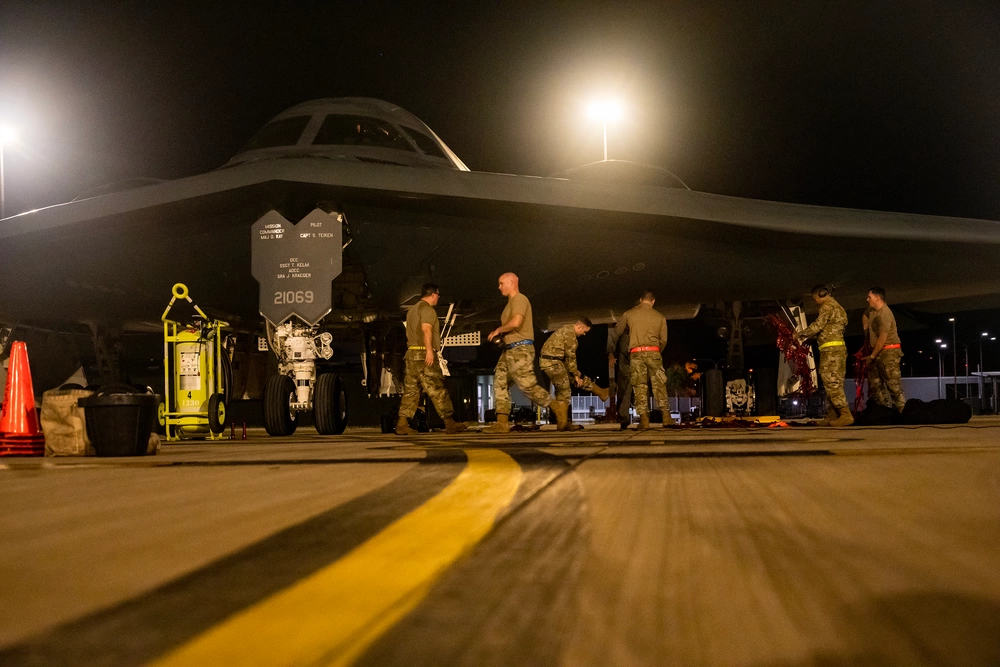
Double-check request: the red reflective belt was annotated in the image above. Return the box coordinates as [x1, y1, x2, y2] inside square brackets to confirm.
[882, 344, 901, 349]
[630, 346, 660, 353]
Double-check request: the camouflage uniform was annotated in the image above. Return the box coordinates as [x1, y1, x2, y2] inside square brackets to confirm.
[540, 325, 600, 402]
[868, 305, 906, 411]
[398, 300, 455, 420]
[630, 352, 669, 415]
[798, 297, 849, 412]
[613, 303, 669, 416]
[607, 325, 632, 419]
[494, 292, 552, 414]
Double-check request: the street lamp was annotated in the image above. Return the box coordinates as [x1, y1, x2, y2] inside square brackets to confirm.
[587, 99, 622, 161]
[0, 124, 16, 220]
[949, 318, 958, 397]
[955, 340, 972, 396]
[980, 332, 991, 373]
[937, 342, 947, 399]
[973, 332, 992, 411]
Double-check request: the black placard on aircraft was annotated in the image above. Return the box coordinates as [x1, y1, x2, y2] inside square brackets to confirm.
[251, 209, 342, 325]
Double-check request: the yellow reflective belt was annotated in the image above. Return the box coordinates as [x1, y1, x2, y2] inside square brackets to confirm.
[819, 340, 846, 349]
[408, 345, 426, 350]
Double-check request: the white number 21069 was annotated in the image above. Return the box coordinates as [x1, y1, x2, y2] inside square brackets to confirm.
[274, 290, 314, 305]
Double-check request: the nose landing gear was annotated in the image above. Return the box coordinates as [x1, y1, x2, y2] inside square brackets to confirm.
[262, 321, 345, 436]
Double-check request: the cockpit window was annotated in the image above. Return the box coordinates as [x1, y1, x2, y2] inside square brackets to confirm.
[240, 116, 311, 151]
[312, 115, 416, 151]
[401, 127, 447, 159]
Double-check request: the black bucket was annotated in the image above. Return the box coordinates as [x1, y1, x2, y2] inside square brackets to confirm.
[79, 391, 158, 457]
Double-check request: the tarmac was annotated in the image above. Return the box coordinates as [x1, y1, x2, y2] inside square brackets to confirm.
[2, 418, 1000, 666]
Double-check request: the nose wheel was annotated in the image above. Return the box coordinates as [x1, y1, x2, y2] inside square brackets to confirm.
[263, 375, 298, 436]
[314, 373, 348, 435]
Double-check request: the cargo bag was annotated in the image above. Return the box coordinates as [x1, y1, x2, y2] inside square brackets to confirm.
[40, 389, 95, 456]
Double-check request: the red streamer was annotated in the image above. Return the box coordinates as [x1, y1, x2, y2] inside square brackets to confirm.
[765, 314, 815, 397]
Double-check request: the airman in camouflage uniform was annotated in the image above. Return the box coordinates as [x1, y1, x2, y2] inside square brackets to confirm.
[540, 317, 610, 431]
[607, 313, 635, 429]
[864, 287, 906, 412]
[795, 285, 853, 426]
[612, 291, 672, 430]
[485, 273, 568, 432]
[396, 284, 467, 435]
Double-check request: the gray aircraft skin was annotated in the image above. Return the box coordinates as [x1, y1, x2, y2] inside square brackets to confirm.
[2, 96, 1000, 336]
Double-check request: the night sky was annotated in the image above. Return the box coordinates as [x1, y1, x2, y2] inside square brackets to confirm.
[3, 0, 1000, 222]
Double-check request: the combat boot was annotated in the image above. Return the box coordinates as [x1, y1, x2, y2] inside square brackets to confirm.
[550, 400, 569, 430]
[444, 418, 468, 434]
[395, 415, 418, 436]
[637, 414, 651, 431]
[818, 407, 837, 426]
[483, 413, 510, 434]
[592, 385, 610, 402]
[832, 408, 855, 427]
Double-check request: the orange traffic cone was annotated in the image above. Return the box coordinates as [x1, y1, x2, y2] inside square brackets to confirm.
[0, 341, 45, 456]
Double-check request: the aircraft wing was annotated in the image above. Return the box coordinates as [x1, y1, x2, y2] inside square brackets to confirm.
[2, 157, 1000, 330]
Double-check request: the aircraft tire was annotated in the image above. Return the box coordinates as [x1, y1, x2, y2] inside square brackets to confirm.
[314, 373, 348, 435]
[263, 374, 298, 436]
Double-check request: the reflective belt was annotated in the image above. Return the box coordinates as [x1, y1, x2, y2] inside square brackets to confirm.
[819, 340, 846, 349]
[630, 346, 660, 353]
[407, 345, 426, 350]
[882, 344, 901, 349]
[506, 340, 534, 350]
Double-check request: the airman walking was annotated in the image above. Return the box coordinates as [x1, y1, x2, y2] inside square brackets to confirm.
[607, 309, 634, 429]
[539, 317, 610, 431]
[485, 273, 569, 432]
[612, 290, 672, 430]
[795, 285, 854, 426]
[864, 287, 906, 412]
[395, 283, 468, 435]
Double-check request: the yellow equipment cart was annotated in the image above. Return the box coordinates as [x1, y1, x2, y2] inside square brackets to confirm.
[161, 283, 230, 440]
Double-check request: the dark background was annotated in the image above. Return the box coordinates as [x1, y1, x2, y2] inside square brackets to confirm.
[3, 1, 999, 217]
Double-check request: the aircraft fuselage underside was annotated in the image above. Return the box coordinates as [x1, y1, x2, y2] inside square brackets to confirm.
[1, 188, 997, 332]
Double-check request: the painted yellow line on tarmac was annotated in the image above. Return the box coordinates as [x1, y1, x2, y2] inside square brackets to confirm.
[149, 449, 522, 667]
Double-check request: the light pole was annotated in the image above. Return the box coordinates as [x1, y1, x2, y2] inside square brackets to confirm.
[956, 340, 972, 397]
[979, 332, 991, 374]
[936, 340, 946, 399]
[991, 336, 998, 414]
[0, 125, 17, 219]
[949, 318, 958, 398]
[587, 100, 622, 161]
[979, 333, 997, 412]
[602, 119, 607, 161]
[0, 124, 16, 219]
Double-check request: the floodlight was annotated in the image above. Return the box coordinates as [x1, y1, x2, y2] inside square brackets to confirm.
[586, 98, 624, 161]
[587, 99, 623, 122]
